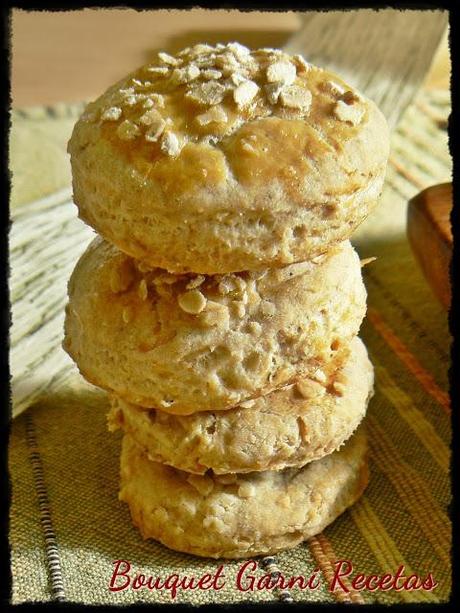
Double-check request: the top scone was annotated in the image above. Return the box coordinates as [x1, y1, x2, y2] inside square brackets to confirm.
[68, 43, 389, 274]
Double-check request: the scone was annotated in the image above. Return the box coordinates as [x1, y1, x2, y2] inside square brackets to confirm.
[68, 43, 389, 274]
[119, 426, 368, 559]
[63, 238, 366, 414]
[108, 337, 373, 474]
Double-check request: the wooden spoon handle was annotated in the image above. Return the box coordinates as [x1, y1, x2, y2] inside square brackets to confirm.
[407, 182, 452, 309]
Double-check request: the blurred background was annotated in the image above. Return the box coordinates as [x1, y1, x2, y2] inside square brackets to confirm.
[12, 8, 449, 107]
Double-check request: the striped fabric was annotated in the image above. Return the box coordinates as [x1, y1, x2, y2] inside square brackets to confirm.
[9, 88, 451, 604]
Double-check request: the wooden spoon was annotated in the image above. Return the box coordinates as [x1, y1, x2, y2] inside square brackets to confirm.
[407, 182, 452, 309]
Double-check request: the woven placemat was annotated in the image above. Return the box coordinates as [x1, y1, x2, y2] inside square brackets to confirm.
[9, 89, 451, 604]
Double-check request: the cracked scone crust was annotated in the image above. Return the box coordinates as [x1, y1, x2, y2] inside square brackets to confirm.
[119, 427, 369, 558]
[68, 43, 389, 273]
[63, 238, 366, 414]
[108, 337, 373, 473]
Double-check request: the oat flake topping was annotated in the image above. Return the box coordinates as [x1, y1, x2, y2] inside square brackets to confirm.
[93, 42, 366, 157]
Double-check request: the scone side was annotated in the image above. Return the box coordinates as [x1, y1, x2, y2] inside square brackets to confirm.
[108, 337, 374, 474]
[63, 239, 367, 414]
[118, 428, 369, 559]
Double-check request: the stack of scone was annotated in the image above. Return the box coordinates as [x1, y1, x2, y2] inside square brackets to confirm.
[64, 43, 389, 559]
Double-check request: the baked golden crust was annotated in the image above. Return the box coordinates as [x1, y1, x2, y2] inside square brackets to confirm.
[63, 238, 366, 414]
[68, 43, 389, 273]
[108, 337, 373, 473]
[119, 426, 369, 559]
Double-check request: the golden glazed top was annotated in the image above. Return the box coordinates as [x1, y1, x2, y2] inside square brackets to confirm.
[78, 42, 370, 166]
[68, 42, 389, 274]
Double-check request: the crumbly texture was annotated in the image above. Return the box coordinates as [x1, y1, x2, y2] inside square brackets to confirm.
[108, 337, 373, 473]
[119, 427, 369, 559]
[63, 238, 366, 414]
[68, 43, 390, 274]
